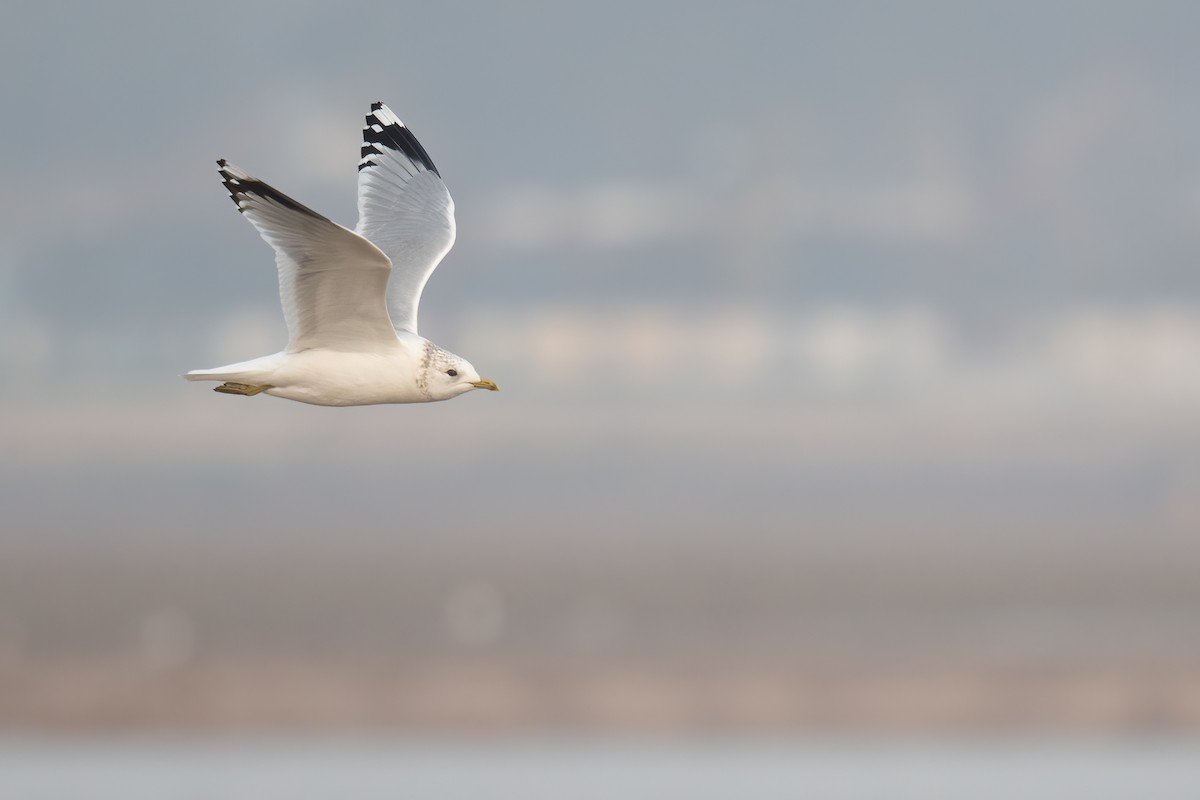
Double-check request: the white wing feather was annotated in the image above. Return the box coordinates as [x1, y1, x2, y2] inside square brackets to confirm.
[217, 160, 396, 352]
[355, 103, 456, 336]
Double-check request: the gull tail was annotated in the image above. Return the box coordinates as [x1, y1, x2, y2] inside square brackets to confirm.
[184, 354, 284, 384]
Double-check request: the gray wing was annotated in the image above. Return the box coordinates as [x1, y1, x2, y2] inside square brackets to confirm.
[355, 102, 456, 336]
[217, 160, 396, 352]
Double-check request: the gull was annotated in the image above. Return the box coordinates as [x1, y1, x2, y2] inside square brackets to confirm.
[185, 102, 499, 406]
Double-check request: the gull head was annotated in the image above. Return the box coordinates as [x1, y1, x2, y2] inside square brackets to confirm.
[422, 344, 499, 401]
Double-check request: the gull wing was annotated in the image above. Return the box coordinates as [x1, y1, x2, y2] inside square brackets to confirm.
[217, 160, 396, 352]
[355, 102, 456, 336]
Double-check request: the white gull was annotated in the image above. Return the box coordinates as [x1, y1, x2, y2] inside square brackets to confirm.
[185, 102, 498, 406]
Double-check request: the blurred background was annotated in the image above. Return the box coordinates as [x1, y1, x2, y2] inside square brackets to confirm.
[3, 0, 1200, 795]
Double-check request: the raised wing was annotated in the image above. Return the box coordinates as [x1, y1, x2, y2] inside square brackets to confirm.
[217, 160, 396, 352]
[355, 102, 456, 335]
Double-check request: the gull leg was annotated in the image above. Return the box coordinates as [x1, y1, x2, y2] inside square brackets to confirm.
[214, 382, 272, 396]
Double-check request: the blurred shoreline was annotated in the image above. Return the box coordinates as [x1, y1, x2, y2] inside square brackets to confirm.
[5, 655, 1200, 734]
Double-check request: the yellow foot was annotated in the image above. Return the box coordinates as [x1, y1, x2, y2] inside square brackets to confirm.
[214, 382, 271, 396]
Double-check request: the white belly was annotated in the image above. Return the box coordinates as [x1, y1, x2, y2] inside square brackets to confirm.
[264, 347, 429, 406]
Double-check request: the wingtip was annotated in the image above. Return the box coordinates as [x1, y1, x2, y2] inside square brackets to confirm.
[360, 102, 440, 177]
[368, 102, 405, 128]
[217, 160, 252, 183]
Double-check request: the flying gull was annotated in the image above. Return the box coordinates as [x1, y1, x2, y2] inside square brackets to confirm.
[185, 102, 499, 405]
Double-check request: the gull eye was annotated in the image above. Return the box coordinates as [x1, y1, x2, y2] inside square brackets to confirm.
[446, 369, 458, 377]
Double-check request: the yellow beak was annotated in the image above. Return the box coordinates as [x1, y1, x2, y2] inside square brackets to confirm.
[470, 379, 500, 391]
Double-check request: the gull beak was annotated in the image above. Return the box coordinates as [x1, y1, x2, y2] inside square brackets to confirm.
[470, 378, 500, 392]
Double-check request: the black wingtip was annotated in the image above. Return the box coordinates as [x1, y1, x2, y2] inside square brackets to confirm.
[217, 164, 246, 213]
[215, 161, 327, 221]
[362, 104, 440, 177]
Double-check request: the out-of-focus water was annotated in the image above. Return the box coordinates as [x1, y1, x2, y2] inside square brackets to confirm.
[3, 737, 1199, 800]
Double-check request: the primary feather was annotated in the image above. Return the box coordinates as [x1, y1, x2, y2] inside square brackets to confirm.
[356, 102, 457, 336]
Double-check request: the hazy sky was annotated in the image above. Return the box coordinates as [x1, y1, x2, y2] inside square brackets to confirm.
[4, 1, 1199, 359]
